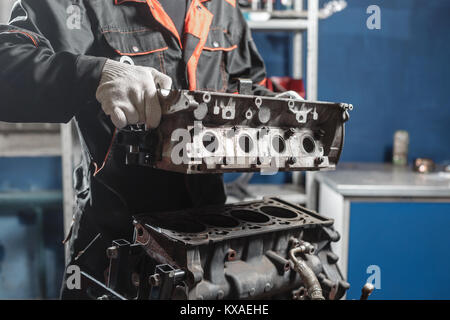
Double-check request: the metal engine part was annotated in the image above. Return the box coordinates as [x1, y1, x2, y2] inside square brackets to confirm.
[117, 86, 353, 174]
[84, 197, 350, 300]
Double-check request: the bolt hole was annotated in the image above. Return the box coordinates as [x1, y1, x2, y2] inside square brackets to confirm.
[203, 93, 211, 103]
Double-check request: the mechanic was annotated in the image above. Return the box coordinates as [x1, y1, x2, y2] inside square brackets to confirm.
[0, 0, 288, 298]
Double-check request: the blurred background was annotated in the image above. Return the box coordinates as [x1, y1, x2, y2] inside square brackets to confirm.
[0, 0, 65, 300]
[0, 0, 449, 299]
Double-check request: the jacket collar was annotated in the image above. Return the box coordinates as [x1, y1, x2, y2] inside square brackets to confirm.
[114, 0, 214, 91]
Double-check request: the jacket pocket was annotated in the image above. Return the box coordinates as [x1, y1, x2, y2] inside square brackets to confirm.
[198, 28, 237, 92]
[102, 29, 168, 71]
[203, 28, 237, 52]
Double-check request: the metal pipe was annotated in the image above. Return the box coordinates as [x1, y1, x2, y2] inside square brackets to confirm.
[289, 241, 324, 300]
[307, 0, 319, 100]
[251, 0, 259, 11]
[266, 0, 273, 13]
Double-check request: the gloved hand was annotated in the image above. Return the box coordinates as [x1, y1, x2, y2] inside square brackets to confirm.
[96, 59, 172, 129]
[275, 90, 305, 101]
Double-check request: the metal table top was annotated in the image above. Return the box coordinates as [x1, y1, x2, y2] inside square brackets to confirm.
[315, 163, 450, 198]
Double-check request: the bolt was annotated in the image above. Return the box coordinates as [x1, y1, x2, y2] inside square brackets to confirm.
[106, 246, 118, 259]
[314, 157, 324, 166]
[284, 128, 296, 140]
[289, 237, 300, 247]
[226, 248, 237, 261]
[264, 283, 272, 292]
[287, 157, 297, 165]
[149, 273, 161, 287]
[249, 288, 256, 297]
[258, 126, 269, 138]
[217, 290, 225, 300]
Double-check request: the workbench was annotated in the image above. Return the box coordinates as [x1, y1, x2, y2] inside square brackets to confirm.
[311, 163, 450, 299]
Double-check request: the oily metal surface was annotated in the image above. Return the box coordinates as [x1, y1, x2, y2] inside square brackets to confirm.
[134, 197, 333, 247]
[118, 89, 353, 174]
[127, 197, 348, 300]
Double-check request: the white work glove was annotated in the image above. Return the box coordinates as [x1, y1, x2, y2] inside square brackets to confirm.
[96, 59, 172, 129]
[275, 90, 305, 101]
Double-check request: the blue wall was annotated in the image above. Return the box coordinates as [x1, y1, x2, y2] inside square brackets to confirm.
[253, 0, 450, 163]
[0, 157, 62, 191]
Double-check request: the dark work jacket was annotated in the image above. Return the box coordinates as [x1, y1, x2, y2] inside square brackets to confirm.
[0, 0, 273, 259]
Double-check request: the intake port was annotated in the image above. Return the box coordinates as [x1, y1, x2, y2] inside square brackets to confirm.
[202, 132, 219, 153]
[238, 134, 254, 153]
[302, 136, 316, 154]
[230, 209, 270, 223]
[260, 206, 298, 219]
[272, 135, 286, 153]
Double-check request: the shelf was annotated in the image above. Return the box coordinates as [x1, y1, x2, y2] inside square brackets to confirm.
[247, 19, 309, 31]
[0, 190, 63, 209]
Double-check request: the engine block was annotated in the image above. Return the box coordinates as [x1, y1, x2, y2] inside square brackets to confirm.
[84, 86, 356, 300]
[97, 198, 349, 300]
[118, 89, 353, 174]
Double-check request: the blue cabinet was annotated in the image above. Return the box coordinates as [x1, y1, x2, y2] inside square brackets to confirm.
[347, 202, 450, 299]
[314, 163, 450, 300]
